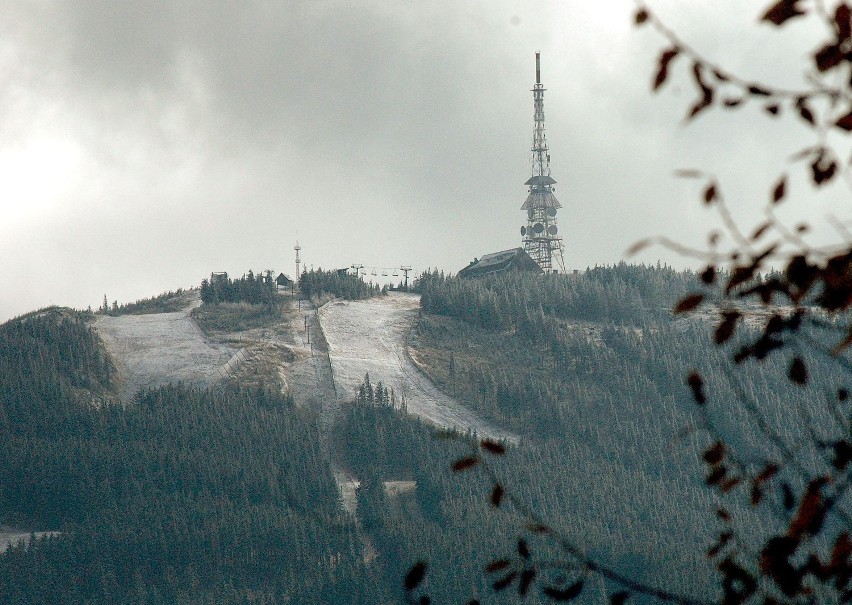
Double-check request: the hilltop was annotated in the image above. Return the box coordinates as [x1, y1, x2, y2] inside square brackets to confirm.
[0, 265, 835, 604]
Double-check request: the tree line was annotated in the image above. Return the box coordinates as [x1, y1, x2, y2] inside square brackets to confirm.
[0, 311, 384, 604]
[200, 270, 278, 307]
[299, 268, 386, 301]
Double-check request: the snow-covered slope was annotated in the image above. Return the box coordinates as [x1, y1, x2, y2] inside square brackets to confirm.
[94, 292, 234, 401]
[319, 292, 517, 442]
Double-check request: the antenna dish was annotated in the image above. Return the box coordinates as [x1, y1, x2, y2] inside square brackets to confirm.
[547, 207, 557, 217]
[547, 225, 558, 235]
[520, 226, 527, 236]
[533, 223, 544, 234]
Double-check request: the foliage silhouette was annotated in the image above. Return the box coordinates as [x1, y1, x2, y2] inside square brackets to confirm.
[406, 2, 852, 603]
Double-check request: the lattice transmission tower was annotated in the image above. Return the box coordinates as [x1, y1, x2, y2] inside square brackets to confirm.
[520, 51, 565, 273]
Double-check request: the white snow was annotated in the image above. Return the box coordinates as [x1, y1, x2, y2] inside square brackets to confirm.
[94, 293, 235, 400]
[319, 292, 517, 443]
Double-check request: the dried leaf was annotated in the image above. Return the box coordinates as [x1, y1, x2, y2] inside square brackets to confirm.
[404, 561, 427, 591]
[717, 559, 757, 602]
[751, 484, 763, 506]
[674, 168, 703, 178]
[480, 439, 506, 455]
[714, 311, 741, 344]
[782, 483, 795, 510]
[748, 84, 772, 96]
[452, 456, 480, 472]
[704, 182, 718, 204]
[726, 265, 757, 294]
[491, 483, 505, 507]
[720, 477, 742, 492]
[634, 8, 649, 25]
[762, 0, 806, 25]
[786, 255, 816, 291]
[518, 539, 531, 559]
[687, 97, 713, 120]
[707, 531, 733, 557]
[543, 580, 584, 602]
[610, 591, 629, 605]
[772, 175, 787, 204]
[831, 327, 852, 354]
[789, 356, 808, 385]
[835, 108, 852, 131]
[815, 42, 844, 72]
[836, 4, 852, 39]
[704, 441, 725, 465]
[788, 478, 828, 539]
[831, 532, 851, 569]
[756, 463, 779, 483]
[519, 569, 536, 596]
[674, 293, 704, 314]
[485, 559, 512, 573]
[832, 440, 852, 471]
[493, 572, 518, 592]
[687, 371, 706, 405]
[686, 63, 714, 120]
[764, 103, 780, 116]
[700, 265, 716, 285]
[723, 97, 743, 108]
[796, 97, 816, 125]
[653, 47, 680, 91]
[707, 465, 727, 485]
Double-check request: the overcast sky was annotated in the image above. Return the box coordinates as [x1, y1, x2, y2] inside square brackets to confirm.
[1, 1, 847, 320]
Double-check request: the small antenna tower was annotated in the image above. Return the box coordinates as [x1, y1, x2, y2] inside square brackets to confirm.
[294, 241, 302, 282]
[521, 51, 566, 273]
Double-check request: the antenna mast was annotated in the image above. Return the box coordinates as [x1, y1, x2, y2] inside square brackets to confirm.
[294, 241, 301, 283]
[521, 51, 565, 273]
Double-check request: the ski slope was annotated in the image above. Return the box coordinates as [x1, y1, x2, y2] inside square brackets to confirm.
[94, 293, 234, 401]
[319, 292, 517, 443]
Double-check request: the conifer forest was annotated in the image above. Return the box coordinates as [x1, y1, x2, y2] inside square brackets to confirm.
[0, 264, 844, 604]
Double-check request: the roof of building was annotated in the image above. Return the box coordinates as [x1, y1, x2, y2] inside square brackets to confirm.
[457, 247, 542, 279]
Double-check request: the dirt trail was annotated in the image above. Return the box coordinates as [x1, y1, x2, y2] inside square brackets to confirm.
[94, 292, 234, 401]
[319, 292, 518, 443]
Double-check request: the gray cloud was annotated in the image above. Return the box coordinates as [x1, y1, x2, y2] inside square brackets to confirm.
[0, 1, 846, 320]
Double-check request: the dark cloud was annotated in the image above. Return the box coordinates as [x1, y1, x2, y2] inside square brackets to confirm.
[0, 1, 845, 320]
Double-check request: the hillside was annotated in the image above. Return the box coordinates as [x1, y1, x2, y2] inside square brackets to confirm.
[0, 266, 843, 604]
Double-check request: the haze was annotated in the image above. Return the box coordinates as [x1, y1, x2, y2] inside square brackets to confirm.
[0, 0, 841, 321]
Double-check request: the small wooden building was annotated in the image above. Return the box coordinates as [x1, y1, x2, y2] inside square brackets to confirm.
[457, 248, 542, 279]
[276, 273, 294, 288]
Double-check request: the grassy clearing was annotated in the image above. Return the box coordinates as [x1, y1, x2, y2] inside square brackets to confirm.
[192, 302, 284, 335]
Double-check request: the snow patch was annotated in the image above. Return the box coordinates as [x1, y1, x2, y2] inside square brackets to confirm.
[94, 293, 235, 400]
[319, 292, 517, 443]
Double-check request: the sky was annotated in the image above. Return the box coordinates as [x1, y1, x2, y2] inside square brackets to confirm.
[1, 0, 848, 321]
